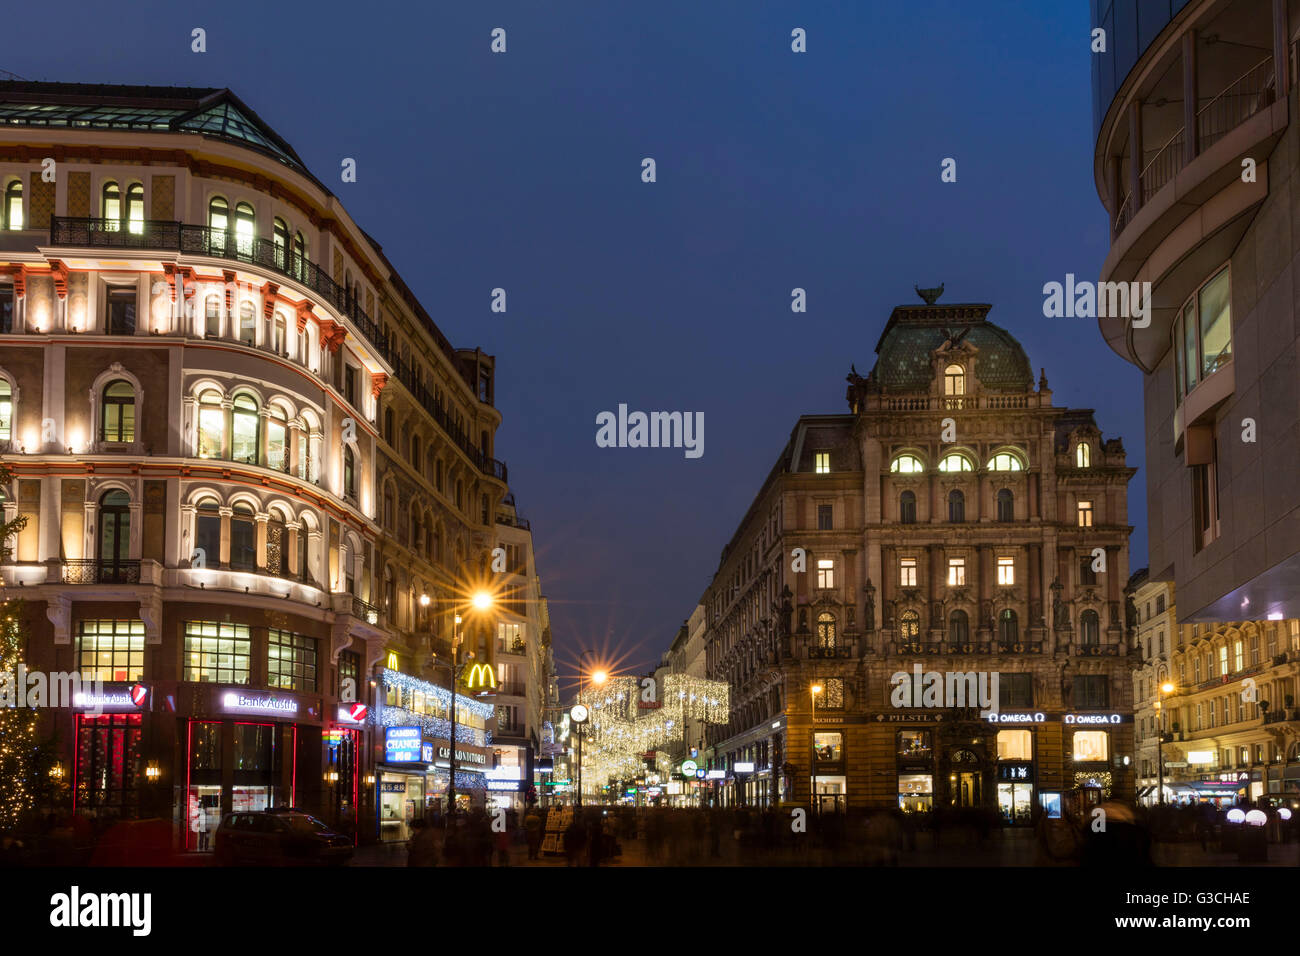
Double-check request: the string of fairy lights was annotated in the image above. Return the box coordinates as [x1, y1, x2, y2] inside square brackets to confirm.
[574, 672, 730, 789]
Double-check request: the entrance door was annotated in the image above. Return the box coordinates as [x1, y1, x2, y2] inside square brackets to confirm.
[997, 782, 1034, 824]
[953, 771, 981, 807]
[97, 490, 131, 582]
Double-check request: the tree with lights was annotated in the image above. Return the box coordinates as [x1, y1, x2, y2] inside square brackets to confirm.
[0, 463, 34, 833]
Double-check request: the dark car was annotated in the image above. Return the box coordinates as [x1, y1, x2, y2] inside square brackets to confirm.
[214, 811, 353, 866]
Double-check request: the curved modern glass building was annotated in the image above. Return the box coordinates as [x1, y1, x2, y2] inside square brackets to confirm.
[1091, 1, 1300, 623]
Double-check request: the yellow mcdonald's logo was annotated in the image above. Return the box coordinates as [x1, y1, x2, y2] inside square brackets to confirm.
[386, 652, 398, 671]
[464, 662, 496, 690]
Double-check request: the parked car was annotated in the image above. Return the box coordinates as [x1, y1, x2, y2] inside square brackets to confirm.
[214, 811, 353, 866]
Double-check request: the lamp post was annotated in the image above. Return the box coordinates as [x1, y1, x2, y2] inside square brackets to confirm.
[1157, 678, 1175, 806]
[810, 682, 823, 814]
[428, 587, 494, 817]
[575, 651, 606, 807]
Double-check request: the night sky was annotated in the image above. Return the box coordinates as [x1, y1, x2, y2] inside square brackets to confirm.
[8, 1, 1145, 682]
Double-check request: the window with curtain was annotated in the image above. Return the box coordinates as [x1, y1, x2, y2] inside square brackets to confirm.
[900, 490, 916, 524]
[948, 489, 965, 523]
[996, 488, 1014, 522]
[267, 406, 287, 471]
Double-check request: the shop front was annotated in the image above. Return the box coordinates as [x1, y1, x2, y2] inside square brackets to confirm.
[377, 726, 429, 842]
[71, 683, 148, 822]
[182, 686, 322, 852]
[896, 728, 935, 813]
[994, 728, 1035, 825]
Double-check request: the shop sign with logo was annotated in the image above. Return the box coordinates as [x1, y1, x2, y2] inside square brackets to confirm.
[385, 726, 424, 763]
[222, 691, 298, 717]
[998, 763, 1034, 781]
[438, 746, 487, 766]
[73, 683, 148, 711]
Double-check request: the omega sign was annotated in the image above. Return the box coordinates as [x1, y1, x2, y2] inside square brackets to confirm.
[1064, 714, 1122, 724]
[987, 712, 1047, 724]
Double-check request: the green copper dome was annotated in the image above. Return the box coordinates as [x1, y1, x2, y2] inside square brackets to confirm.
[868, 303, 1033, 391]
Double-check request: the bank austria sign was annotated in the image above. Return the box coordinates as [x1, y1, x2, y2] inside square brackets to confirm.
[222, 691, 298, 716]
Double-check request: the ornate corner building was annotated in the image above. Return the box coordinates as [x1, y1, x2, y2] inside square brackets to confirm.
[0, 82, 550, 845]
[699, 294, 1138, 822]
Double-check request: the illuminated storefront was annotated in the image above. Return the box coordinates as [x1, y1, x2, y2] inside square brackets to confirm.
[995, 729, 1034, 825]
[897, 729, 934, 812]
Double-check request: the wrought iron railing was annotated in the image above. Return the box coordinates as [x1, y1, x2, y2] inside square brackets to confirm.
[48, 215, 509, 485]
[63, 559, 140, 584]
[351, 597, 381, 624]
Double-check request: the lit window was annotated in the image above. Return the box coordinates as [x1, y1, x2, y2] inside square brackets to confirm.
[1072, 731, 1109, 762]
[0, 379, 11, 439]
[102, 181, 120, 230]
[1076, 443, 1091, 468]
[899, 610, 920, 640]
[3, 179, 22, 230]
[100, 380, 135, 442]
[947, 557, 965, 586]
[1233, 641, 1243, 672]
[814, 451, 830, 474]
[197, 390, 224, 459]
[231, 393, 259, 464]
[77, 620, 145, 682]
[184, 621, 252, 684]
[996, 730, 1032, 761]
[938, 453, 972, 472]
[987, 452, 1023, 472]
[1077, 500, 1093, 528]
[816, 613, 836, 649]
[899, 557, 917, 587]
[997, 557, 1014, 586]
[126, 183, 144, 234]
[814, 732, 842, 762]
[944, 364, 965, 396]
[816, 559, 835, 589]
[891, 454, 924, 474]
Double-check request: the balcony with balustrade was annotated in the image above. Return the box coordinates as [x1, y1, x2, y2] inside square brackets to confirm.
[1094, 0, 1288, 369]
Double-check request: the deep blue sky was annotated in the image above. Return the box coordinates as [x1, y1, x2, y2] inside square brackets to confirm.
[9, 1, 1146, 680]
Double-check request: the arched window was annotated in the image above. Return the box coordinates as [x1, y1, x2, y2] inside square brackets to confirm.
[899, 610, 921, 640]
[938, 453, 972, 472]
[97, 490, 131, 580]
[273, 217, 290, 270]
[204, 295, 221, 338]
[480, 494, 490, 525]
[125, 183, 144, 234]
[899, 490, 916, 524]
[197, 390, 224, 458]
[455, 480, 464, 510]
[411, 510, 423, 554]
[292, 231, 308, 280]
[410, 434, 421, 468]
[435, 458, 445, 493]
[999, 609, 1019, 644]
[297, 523, 310, 583]
[238, 301, 256, 346]
[1076, 442, 1091, 468]
[231, 393, 259, 464]
[816, 612, 836, 650]
[4, 179, 22, 230]
[267, 405, 288, 471]
[1079, 554, 1097, 586]
[996, 488, 1014, 522]
[208, 196, 228, 253]
[233, 202, 256, 257]
[431, 526, 442, 564]
[944, 364, 965, 396]
[383, 407, 394, 445]
[273, 312, 288, 356]
[383, 488, 394, 528]
[1080, 609, 1100, 645]
[343, 446, 356, 498]
[949, 609, 970, 643]
[194, 498, 220, 565]
[948, 489, 965, 523]
[102, 181, 120, 229]
[100, 380, 135, 442]
[229, 503, 256, 570]
[0, 379, 11, 441]
[987, 451, 1024, 472]
[890, 454, 924, 474]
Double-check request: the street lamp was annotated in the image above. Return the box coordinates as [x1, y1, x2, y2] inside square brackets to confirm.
[430, 587, 495, 817]
[575, 651, 607, 807]
[810, 683, 823, 814]
[1157, 678, 1175, 806]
